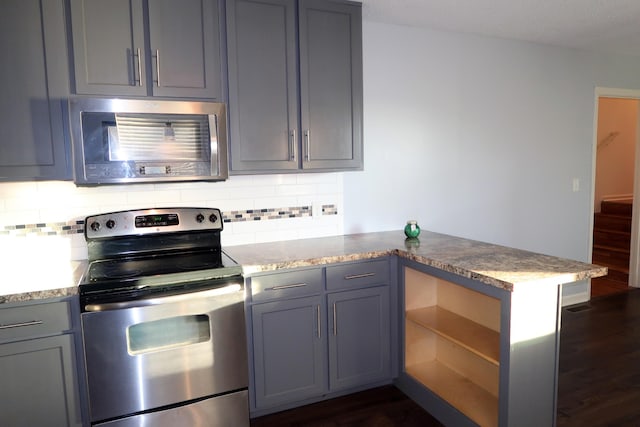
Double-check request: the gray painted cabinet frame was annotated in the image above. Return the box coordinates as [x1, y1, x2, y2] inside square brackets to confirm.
[246, 258, 394, 417]
[226, 0, 363, 173]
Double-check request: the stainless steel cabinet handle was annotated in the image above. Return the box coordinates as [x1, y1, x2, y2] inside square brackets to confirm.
[289, 129, 296, 161]
[268, 283, 307, 291]
[344, 272, 376, 280]
[0, 320, 43, 330]
[332, 303, 337, 335]
[135, 48, 143, 86]
[316, 305, 321, 338]
[304, 129, 310, 161]
[155, 49, 160, 87]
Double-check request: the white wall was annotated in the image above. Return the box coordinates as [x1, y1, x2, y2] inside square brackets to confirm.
[345, 21, 640, 301]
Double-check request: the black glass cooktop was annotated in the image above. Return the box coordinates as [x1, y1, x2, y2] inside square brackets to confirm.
[86, 249, 225, 282]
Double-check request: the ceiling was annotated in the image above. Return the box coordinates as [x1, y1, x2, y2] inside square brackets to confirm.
[361, 0, 640, 57]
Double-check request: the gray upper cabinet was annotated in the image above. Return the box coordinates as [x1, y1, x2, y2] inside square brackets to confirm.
[0, 0, 71, 181]
[226, 0, 362, 173]
[70, 0, 224, 99]
[226, 0, 299, 171]
[70, 0, 146, 96]
[299, 0, 362, 170]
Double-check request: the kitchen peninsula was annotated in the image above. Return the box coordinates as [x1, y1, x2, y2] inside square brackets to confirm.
[225, 230, 606, 427]
[1, 230, 606, 427]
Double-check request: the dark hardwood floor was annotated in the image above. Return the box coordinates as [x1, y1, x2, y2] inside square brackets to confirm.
[250, 385, 444, 427]
[251, 289, 640, 427]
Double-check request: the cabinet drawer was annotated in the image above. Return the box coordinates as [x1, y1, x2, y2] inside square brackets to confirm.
[0, 301, 71, 342]
[250, 268, 323, 302]
[326, 258, 389, 291]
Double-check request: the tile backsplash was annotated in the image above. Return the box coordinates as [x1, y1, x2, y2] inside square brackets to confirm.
[0, 173, 344, 261]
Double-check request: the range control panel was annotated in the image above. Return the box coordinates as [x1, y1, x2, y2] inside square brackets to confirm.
[85, 207, 223, 240]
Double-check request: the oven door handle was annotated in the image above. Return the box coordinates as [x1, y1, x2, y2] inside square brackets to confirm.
[83, 283, 243, 312]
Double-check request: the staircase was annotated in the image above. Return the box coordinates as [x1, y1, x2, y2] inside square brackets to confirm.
[592, 200, 632, 296]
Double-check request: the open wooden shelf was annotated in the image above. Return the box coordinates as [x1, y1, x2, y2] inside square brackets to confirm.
[406, 306, 500, 366]
[406, 360, 498, 427]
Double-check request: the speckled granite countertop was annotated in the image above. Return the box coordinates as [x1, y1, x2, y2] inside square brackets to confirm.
[1, 230, 607, 303]
[0, 260, 86, 304]
[224, 230, 607, 292]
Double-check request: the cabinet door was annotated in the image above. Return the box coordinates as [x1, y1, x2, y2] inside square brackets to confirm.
[0, 0, 71, 181]
[70, 0, 146, 96]
[299, 0, 363, 170]
[148, 0, 224, 99]
[0, 334, 82, 427]
[251, 295, 326, 409]
[227, 0, 299, 172]
[328, 286, 391, 391]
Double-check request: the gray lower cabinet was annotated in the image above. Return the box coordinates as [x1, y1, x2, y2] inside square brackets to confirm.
[70, 0, 224, 99]
[328, 286, 391, 392]
[226, 0, 362, 173]
[248, 259, 391, 416]
[251, 295, 326, 409]
[0, 298, 83, 427]
[0, 0, 71, 181]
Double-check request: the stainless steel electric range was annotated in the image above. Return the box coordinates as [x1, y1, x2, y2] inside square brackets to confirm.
[78, 207, 249, 427]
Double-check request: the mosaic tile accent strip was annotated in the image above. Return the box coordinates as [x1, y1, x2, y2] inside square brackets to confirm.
[1, 221, 85, 237]
[222, 206, 312, 223]
[322, 204, 338, 215]
[1, 204, 337, 237]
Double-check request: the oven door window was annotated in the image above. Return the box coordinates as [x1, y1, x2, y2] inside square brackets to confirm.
[126, 314, 210, 355]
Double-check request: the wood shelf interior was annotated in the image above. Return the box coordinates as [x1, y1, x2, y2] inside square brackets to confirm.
[406, 359, 498, 427]
[406, 306, 500, 365]
[404, 267, 501, 427]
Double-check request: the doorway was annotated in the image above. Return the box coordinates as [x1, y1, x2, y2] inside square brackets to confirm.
[591, 91, 640, 298]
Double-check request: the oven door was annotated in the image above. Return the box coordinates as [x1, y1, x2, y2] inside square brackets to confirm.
[81, 285, 248, 424]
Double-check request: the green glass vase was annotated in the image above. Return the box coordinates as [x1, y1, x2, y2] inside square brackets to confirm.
[404, 220, 420, 238]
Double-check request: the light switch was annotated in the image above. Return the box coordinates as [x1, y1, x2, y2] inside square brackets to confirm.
[572, 178, 580, 192]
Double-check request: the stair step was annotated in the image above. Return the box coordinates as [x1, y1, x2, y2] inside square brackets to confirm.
[594, 213, 632, 233]
[593, 246, 630, 269]
[601, 200, 633, 216]
[593, 229, 631, 250]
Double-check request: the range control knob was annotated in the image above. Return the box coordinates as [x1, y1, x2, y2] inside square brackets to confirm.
[196, 213, 205, 223]
[90, 221, 101, 232]
[209, 214, 218, 223]
[106, 219, 116, 229]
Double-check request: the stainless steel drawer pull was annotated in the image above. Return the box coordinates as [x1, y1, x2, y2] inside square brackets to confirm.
[269, 283, 307, 291]
[344, 272, 375, 280]
[316, 305, 321, 338]
[0, 320, 43, 330]
[333, 303, 337, 335]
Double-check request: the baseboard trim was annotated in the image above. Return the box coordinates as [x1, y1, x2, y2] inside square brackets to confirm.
[562, 291, 590, 307]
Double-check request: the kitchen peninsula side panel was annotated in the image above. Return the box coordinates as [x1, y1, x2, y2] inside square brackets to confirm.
[397, 259, 563, 427]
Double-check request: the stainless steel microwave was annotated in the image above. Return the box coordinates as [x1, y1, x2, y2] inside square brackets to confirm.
[69, 97, 228, 185]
